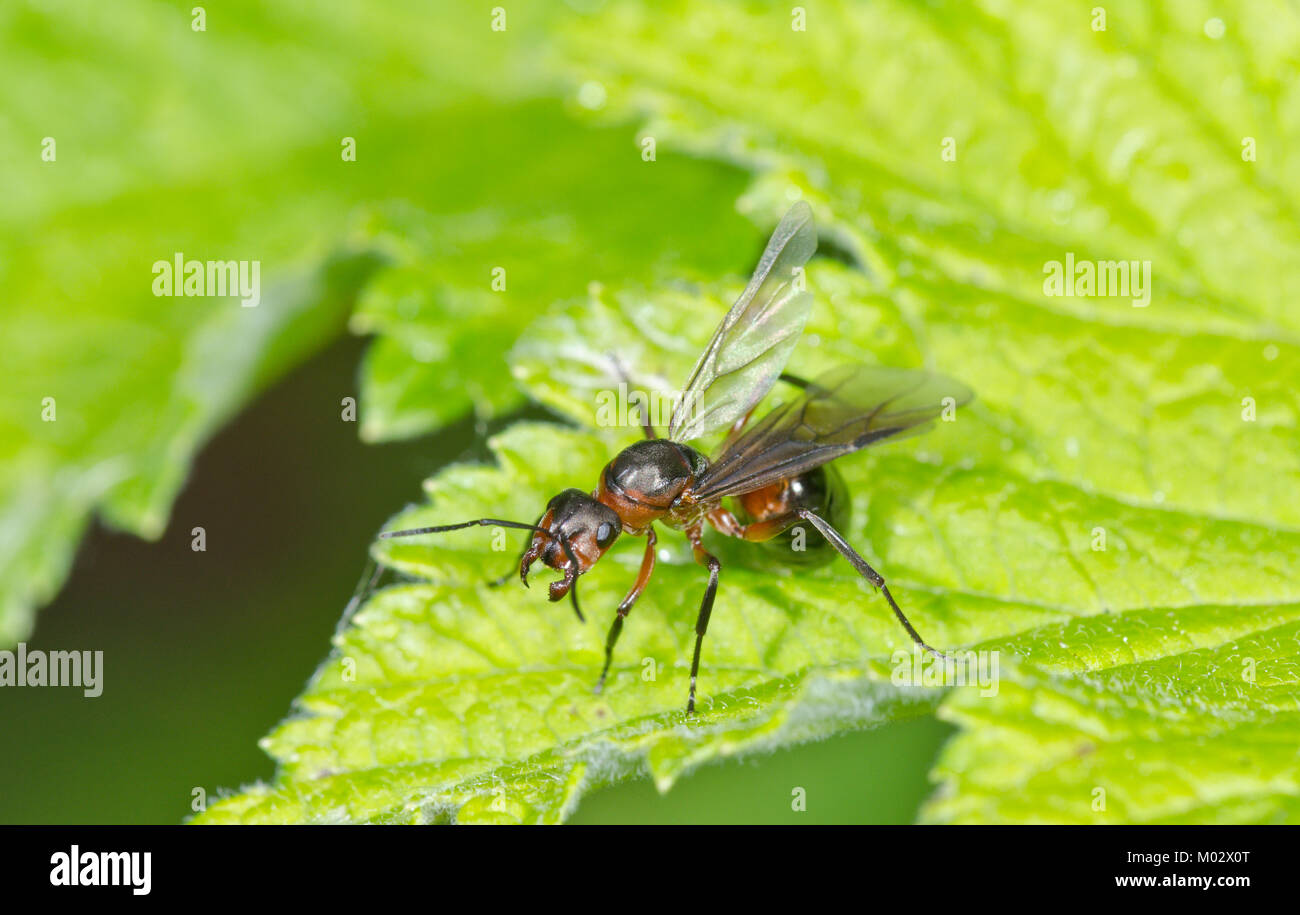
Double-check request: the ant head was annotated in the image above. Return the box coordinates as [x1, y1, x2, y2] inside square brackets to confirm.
[527, 489, 622, 599]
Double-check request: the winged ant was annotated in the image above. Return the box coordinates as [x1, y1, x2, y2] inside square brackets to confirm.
[379, 202, 972, 713]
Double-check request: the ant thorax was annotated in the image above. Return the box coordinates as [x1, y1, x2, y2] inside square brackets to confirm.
[594, 439, 709, 533]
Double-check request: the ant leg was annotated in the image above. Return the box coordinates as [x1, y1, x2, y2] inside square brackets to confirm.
[706, 506, 796, 542]
[795, 509, 946, 658]
[718, 407, 759, 452]
[554, 534, 586, 624]
[595, 528, 657, 695]
[686, 529, 722, 715]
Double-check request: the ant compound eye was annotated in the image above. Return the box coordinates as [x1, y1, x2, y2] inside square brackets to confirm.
[596, 522, 615, 547]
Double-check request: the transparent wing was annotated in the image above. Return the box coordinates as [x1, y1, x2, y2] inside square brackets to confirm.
[667, 201, 816, 443]
[691, 364, 974, 501]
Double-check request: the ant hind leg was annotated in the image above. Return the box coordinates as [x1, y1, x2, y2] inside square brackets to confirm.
[794, 509, 947, 658]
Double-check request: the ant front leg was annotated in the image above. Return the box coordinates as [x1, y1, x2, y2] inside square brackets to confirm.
[685, 527, 721, 715]
[595, 528, 657, 695]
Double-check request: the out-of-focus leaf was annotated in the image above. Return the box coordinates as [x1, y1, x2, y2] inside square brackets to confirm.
[0, 0, 565, 641]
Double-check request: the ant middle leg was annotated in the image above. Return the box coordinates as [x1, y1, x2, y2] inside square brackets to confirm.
[685, 527, 721, 715]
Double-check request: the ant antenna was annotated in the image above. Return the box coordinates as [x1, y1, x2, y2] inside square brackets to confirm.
[379, 518, 546, 539]
[336, 554, 385, 636]
[378, 517, 587, 623]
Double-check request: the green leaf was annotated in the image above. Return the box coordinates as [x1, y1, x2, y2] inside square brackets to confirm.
[925, 632, 1300, 824]
[204, 0, 1300, 822]
[559, 0, 1300, 525]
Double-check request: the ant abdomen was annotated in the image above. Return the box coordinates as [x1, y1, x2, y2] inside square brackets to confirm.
[733, 465, 850, 565]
